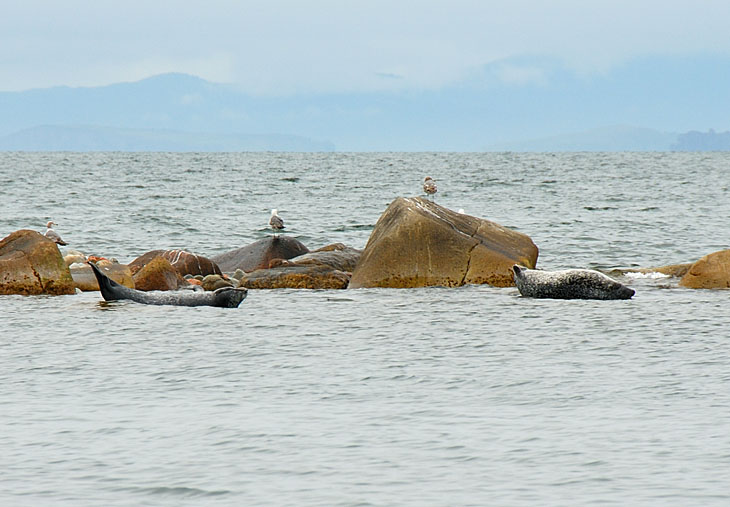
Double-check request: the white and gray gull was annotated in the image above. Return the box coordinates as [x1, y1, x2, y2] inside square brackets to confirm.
[269, 209, 285, 236]
[44, 221, 67, 245]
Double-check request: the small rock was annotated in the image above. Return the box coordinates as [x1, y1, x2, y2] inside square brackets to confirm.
[202, 274, 234, 291]
[133, 257, 187, 291]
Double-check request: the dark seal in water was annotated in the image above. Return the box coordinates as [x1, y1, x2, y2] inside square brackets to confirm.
[89, 262, 247, 308]
[512, 265, 635, 300]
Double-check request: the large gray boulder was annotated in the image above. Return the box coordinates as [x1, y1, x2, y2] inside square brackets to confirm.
[212, 236, 310, 273]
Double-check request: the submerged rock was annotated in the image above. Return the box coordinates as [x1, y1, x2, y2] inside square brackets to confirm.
[611, 263, 692, 279]
[349, 197, 538, 288]
[680, 249, 730, 289]
[238, 264, 351, 289]
[0, 230, 75, 295]
[212, 236, 310, 273]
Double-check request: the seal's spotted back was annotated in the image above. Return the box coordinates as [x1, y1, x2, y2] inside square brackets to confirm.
[513, 265, 634, 300]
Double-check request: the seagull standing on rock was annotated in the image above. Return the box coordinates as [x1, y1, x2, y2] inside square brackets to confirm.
[44, 221, 67, 246]
[423, 176, 437, 200]
[269, 209, 285, 237]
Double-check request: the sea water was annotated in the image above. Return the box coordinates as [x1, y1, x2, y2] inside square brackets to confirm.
[1, 152, 729, 506]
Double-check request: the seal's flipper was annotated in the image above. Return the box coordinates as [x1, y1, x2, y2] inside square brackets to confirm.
[88, 261, 122, 301]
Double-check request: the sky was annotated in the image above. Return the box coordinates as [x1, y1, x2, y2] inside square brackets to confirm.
[2, 0, 730, 95]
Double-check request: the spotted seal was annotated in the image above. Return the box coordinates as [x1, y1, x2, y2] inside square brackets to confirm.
[512, 265, 635, 300]
[89, 262, 247, 307]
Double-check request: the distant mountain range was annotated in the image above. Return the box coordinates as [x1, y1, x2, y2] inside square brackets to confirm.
[1, 54, 729, 151]
[0, 125, 334, 152]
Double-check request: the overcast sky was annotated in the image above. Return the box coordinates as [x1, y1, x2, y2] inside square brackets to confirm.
[2, 0, 729, 94]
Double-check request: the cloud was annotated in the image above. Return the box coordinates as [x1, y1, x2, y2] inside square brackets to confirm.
[375, 72, 405, 80]
[493, 64, 548, 87]
[2, 0, 730, 93]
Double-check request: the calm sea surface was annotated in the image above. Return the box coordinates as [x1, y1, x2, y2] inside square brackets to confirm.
[1, 152, 729, 506]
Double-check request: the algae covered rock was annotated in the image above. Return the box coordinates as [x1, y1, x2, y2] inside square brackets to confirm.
[238, 264, 351, 289]
[349, 197, 538, 288]
[0, 229, 75, 295]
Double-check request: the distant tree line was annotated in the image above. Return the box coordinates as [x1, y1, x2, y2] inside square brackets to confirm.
[671, 129, 730, 151]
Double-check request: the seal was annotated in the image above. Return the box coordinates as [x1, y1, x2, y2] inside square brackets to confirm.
[512, 265, 635, 300]
[88, 261, 248, 308]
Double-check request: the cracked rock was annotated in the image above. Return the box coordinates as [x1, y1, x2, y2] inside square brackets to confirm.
[349, 197, 538, 288]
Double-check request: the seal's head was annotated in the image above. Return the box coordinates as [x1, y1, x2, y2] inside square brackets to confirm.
[512, 264, 527, 279]
[212, 286, 248, 308]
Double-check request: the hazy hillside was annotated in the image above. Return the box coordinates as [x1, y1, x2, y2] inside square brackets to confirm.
[671, 130, 730, 150]
[1, 54, 728, 151]
[486, 126, 680, 152]
[0, 125, 335, 152]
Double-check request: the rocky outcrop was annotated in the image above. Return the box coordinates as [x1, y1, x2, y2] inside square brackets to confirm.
[212, 236, 310, 273]
[0, 230, 75, 295]
[233, 243, 359, 289]
[282, 243, 361, 272]
[238, 264, 351, 289]
[129, 249, 221, 277]
[349, 197, 539, 288]
[71, 262, 135, 291]
[680, 249, 730, 289]
[132, 257, 188, 291]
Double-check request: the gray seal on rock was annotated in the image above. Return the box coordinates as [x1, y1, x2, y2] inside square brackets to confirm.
[89, 262, 247, 307]
[512, 265, 635, 300]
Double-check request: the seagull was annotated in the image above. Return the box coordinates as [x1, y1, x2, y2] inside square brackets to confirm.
[269, 209, 285, 237]
[44, 221, 67, 246]
[423, 176, 437, 200]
